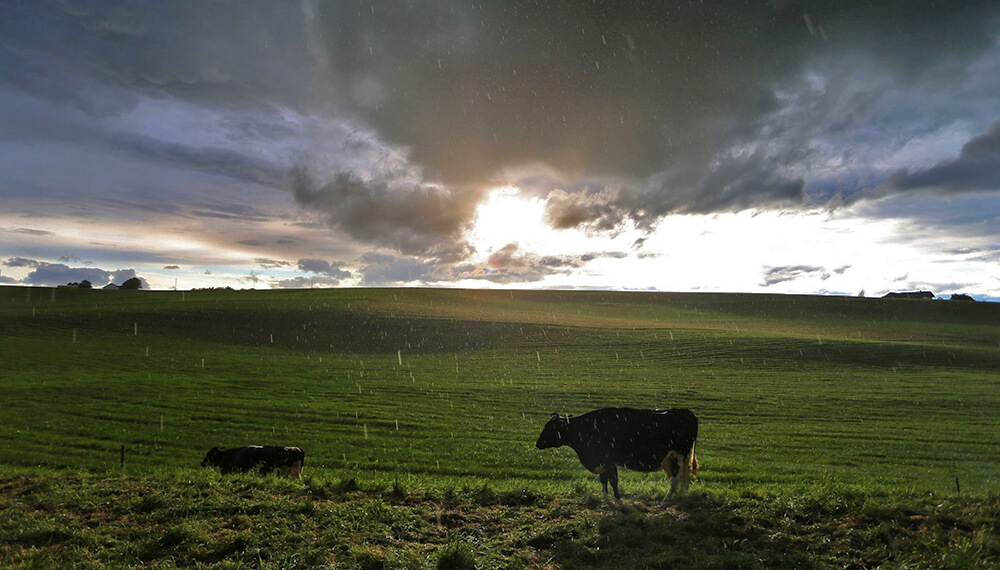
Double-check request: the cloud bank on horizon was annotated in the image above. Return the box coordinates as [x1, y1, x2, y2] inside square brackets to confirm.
[0, 1, 998, 297]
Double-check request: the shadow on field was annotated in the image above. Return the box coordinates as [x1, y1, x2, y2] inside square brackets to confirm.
[543, 493, 814, 570]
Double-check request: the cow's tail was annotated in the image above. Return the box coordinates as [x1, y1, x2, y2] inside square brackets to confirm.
[689, 439, 699, 478]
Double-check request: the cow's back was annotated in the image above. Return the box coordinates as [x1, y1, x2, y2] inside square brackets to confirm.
[578, 408, 697, 471]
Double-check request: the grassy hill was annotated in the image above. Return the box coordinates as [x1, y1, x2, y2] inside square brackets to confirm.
[1, 286, 998, 568]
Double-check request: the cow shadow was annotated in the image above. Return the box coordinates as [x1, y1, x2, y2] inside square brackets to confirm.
[542, 492, 816, 569]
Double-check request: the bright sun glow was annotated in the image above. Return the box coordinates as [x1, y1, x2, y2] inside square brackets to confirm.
[468, 186, 550, 256]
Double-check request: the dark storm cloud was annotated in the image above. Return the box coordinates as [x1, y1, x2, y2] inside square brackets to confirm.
[888, 121, 1000, 194]
[287, 166, 481, 261]
[270, 275, 344, 289]
[0, 1, 316, 116]
[358, 252, 436, 286]
[545, 188, 625, 233]
[297, 258, 352, 279]
[2, 0, 999, 258]
[3, 257, 41, 268]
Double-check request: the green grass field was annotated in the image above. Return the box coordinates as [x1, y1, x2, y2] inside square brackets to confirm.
[1, 286, 998, 568]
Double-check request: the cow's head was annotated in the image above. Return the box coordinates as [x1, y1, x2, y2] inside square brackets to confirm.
[200, 447, 222, 467]
[536, 413, 571, 449]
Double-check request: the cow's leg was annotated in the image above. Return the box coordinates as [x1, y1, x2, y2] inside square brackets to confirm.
[598, 468, 610, 498]
[678, 450, 690, 492]
[663, 451, 683, 496]
[607, 464, 621, 500]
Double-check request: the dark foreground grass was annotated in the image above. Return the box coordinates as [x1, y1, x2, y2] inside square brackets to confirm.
[2, 468, 997, 569]
[1, 286, 998, 567]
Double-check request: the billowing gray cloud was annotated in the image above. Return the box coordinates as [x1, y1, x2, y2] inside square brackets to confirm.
[888, 121, 1000, 193]
[359, 252, 436, 286]
[545, 188, 626, 233]
[3, 257, 42, 268]
[270, 275, 345, 289]
[288, 166, 481, 260]
[297, 258, 352, 279]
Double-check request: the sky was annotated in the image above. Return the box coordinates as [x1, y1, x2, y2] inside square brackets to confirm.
[1, 1, 998, 300]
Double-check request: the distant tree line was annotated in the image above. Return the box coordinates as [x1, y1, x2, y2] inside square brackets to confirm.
[62, 277, 142, 290]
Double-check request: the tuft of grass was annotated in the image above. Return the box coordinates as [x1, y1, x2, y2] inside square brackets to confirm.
[436, 536, 478, 570]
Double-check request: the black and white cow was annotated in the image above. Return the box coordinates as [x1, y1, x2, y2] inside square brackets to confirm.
[536, 407, 698, 498]
[200, 446, 305, 478]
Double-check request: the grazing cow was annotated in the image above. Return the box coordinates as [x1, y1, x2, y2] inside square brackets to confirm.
[200, 446, 305, 478]
[536, 407, 698, 499]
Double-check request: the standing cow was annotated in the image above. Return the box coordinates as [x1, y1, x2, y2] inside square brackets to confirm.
[200, 446, 305, 478]
[535, 407, 698, 498]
